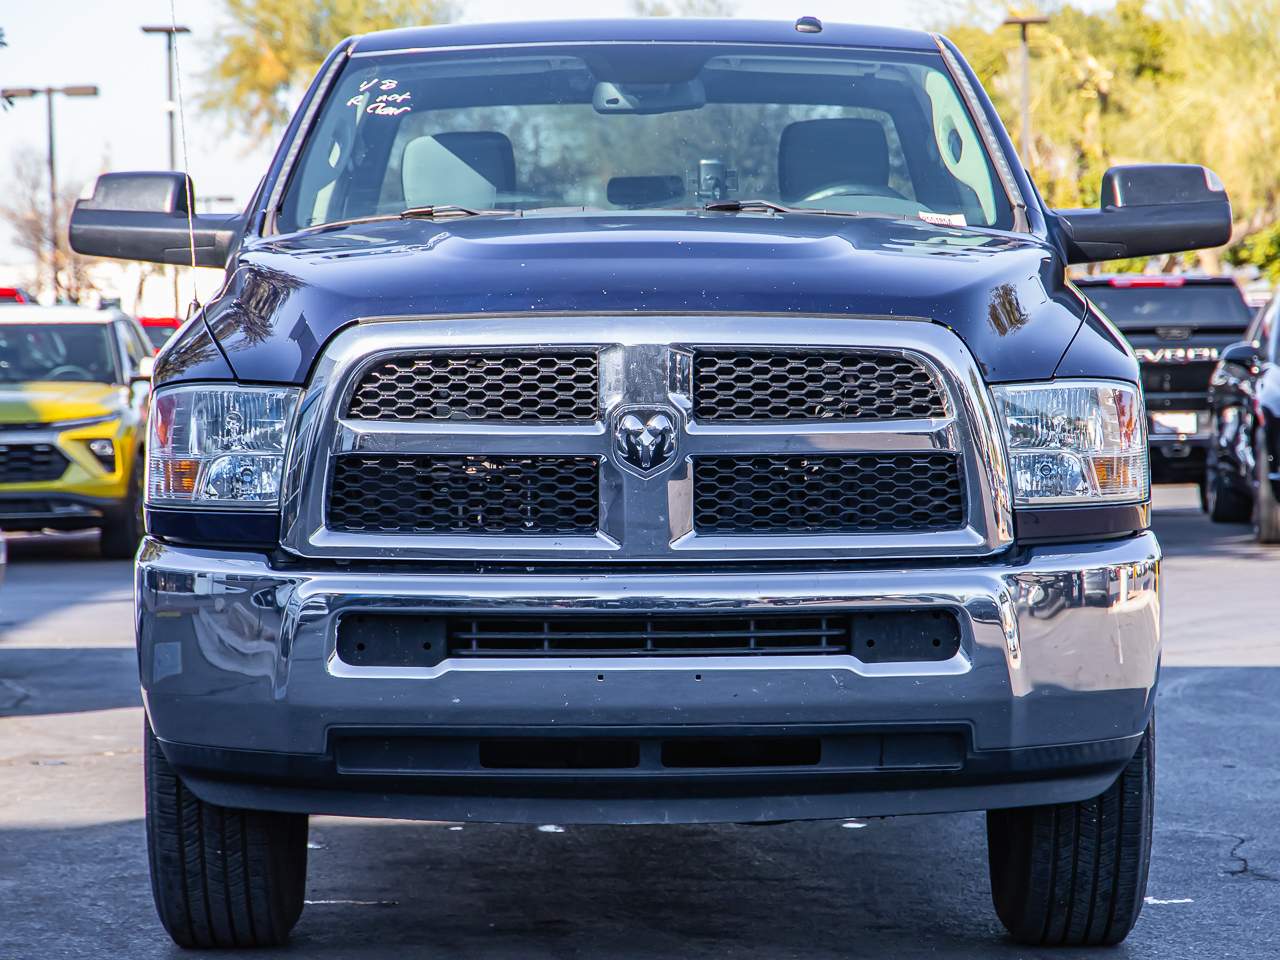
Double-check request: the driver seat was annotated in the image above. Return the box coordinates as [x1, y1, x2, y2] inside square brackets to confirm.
[778, 118, 895, 203]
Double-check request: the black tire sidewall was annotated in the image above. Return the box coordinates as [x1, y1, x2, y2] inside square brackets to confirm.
[100, 453, 144, 558]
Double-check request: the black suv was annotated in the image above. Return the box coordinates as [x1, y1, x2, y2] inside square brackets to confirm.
[1204, 295, 1280, 538]
[1076, 275, 1252, 491]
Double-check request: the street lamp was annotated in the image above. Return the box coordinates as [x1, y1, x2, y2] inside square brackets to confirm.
[0, 84, 100, 300]
[141, 25, 191, 170]
[142, 25, 191, 319]
[1002, 15, 1049, 166]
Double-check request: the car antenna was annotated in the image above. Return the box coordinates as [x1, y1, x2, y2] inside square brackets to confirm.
[170, 0, 200, 321]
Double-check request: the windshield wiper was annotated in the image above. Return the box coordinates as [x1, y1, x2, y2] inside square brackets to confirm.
[398, 204, 501, 220]
[703, 199, 798, 215]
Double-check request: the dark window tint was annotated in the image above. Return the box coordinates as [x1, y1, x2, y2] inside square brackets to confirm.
[0, 324, 119, 383]
[143, 325, 176, 350]
[1084, 284, 1251, 330]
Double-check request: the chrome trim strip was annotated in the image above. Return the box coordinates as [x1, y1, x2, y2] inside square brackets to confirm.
[279, 315, 1014, 562]
[326, 651, 973, 681]
[263, 46, 352, 236]
[933, 34, 1030, 233]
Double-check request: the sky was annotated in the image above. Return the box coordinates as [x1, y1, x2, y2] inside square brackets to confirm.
[0, 0, 1089, 268]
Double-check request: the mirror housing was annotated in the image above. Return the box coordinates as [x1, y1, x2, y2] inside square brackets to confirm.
[1054, 164, 1232, 265]
[1219, 340, 1260, 372]
[69, 172, 244, 268]
[131, 354, 157, 384]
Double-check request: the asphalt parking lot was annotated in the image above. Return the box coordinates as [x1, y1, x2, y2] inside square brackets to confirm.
[1, 485, 1277, 960]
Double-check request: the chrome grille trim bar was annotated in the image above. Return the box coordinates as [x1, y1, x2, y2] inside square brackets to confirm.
[279, 314, 1014, 562]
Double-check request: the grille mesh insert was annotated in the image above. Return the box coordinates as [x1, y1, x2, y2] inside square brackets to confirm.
[448, 613, 853, 657]
[694, 453, 964, 534]
[693, 350, 946, 421]
[348, 352, 598, 422]
[328, 455, 599, 534]
[0, 443, 68, 484]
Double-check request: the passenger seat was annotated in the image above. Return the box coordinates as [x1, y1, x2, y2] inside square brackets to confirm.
[401, 131, 516, 208]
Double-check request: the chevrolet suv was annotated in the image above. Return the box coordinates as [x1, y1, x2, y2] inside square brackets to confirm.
[0, 304, 152, 557]
[70, 18, 1231, 949]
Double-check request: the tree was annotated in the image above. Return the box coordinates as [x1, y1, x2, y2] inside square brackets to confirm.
[202, 0, 453, 139]
[943, 0, 1280, 275]
[0, 147, 98, 302]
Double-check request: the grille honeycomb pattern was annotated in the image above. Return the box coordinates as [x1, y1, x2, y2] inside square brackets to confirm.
[328, 454, 599, 534]
[0, 443, 69, 484]
[694, 453, 964, 534]
[693, 350, 946, 422]
[347, 352, 598, 422]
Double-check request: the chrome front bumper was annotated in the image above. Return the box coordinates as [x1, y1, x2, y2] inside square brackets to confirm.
[137, 533, 1161, 822]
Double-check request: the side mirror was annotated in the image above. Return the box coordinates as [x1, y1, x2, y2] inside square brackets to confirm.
[69, 172, 244, 268]
[1219, 340, 1260, 371]
[1053, 164, 1232, 265]
[131, 355, 156, 384]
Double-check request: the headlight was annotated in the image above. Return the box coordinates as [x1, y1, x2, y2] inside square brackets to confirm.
[991, 380, 1148, 506]
[147, 385, 301, 509]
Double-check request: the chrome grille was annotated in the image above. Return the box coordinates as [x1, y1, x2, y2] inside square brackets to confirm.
[287, 316, 1012, 562]
[347, 351, 598, 422]
[0, 443, 68, 484]
[327, 454, 599, 534]
[693, 349, 945, 421]
[694, 453, 964, 534]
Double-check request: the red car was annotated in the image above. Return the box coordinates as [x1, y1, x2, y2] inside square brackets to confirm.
[138, 316, 182, 352]
[0, 287, 36, 304]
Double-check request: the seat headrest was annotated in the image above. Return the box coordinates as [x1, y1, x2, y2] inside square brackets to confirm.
[401, 131, 516, 208]
[778, 118, 891, 203]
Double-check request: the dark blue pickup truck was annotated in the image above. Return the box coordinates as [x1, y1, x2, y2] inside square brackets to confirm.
[70, 17, 1231, 950]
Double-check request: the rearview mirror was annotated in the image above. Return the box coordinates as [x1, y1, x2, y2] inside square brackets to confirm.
[69, 172, 244, 268]
[1053, 164, 1232, 265]
[593, 79, 705, 115]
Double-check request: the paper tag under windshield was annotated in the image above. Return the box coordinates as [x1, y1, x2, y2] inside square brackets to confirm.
[918, 211, 968, 228]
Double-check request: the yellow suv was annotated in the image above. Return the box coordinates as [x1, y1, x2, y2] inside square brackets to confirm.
[0, 305, 152, 557]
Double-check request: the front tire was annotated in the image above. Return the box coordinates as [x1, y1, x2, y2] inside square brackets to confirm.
[145, 723, 308, 948]
[986, 720, 1154, 947]
[1205, 458, 1252, 523]
[100, 454, 144, 559]
[1253, 436, 1280, 543]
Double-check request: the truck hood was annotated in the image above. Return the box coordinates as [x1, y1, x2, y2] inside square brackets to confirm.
[0, 381, 127, 425]
[200, 212, 1087, 384]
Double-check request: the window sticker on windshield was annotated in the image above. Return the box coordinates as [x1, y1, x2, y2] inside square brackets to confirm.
[919, 211, 967, 228]
[346, 78, 412, 117]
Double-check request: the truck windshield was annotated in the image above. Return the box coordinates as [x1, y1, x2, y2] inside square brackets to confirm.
[276, 43, 1014, 233]
[1084, 284, 1252, 330]
[0, 323, 118, 384]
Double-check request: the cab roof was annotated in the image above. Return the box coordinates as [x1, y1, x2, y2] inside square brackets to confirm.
[350, 18, 939, 55]
[0, 304, 119, 325]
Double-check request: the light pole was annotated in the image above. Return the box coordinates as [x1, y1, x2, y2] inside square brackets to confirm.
[142, 25, 191, 319]
[141, 25, 190, 171]
[0, 84, 100, 301]
[1002, 15, 1049, 166]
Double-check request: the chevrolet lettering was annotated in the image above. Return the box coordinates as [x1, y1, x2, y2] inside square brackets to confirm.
[1135, 346, 1221, 364]
[69, 17, 1234, 951]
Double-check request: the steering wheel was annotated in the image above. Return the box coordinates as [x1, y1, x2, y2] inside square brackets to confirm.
[46, 364, 94, 381]
[800, 182, 907, 204]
